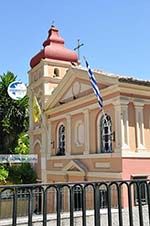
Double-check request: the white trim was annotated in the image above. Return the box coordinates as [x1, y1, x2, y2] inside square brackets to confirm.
[49, 152, 121, 160]
[97, 112, 103, 153]
[46, 171, 122, 178]
[46, 170, 85, 177]
[122, 150, 150, 158]
[47, 124, 52, 157]
[84, 109, 90, 154]
[47, 94, 150, 122]
[49, 150, 150, 159]
[114, 103, 122, 150]
[41, 157, 46, 170]
[66, 114, 71, 155]
[47, 96, 119, 119]
[63, 160, 86, 172]
[87, 172, 122, 179]
[44, 64, 49, 77]
[47, 96, 121, 123]
[33, 139, 42, 151]
[135, 104, 145, 150]
[113, 99, 130, 151]
[131, 174, 150, 177]
[121, 104, 130, 149]
[28, 58, 71, 74]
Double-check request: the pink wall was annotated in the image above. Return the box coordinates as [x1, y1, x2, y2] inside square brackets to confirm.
[121, 158, 150, 207]
[122, 158, 150, 180]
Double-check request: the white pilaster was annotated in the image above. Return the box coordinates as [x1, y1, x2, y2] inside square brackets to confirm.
[114, 101, 122, 152]
[114, 99, 129, 152]
[134, 103, 145, 150]
[43, 64, 49, 77]
[121, 103, 129, 149]
[41, 114, 48, 182]
[47, 123, 52, 159]
[66, 114, 71, 155]
[84, 109, 90, 154]
[41, 154, 47, 183]
[39, 129, 46, 182]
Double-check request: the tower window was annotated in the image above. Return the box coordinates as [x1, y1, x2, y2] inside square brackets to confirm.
[54, 68, 60, 77]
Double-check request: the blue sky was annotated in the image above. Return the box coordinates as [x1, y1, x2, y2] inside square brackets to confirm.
[0, 0, 150, 84]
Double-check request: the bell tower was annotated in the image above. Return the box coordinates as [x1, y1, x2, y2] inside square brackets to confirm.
[28, 26, 78, 182]
[28, 25, 78, 108]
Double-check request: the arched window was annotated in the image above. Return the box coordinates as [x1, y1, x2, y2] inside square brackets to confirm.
[54, 68, 60, 77]
[97, 113, 112, 153]
[56, 124, 65, 155]
[100, 114, 112, 153]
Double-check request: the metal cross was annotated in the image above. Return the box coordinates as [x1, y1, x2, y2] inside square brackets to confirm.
[74, 39, 84, 61]
[51, 20, 55, 27]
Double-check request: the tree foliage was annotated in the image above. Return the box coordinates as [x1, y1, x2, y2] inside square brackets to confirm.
[8, 163, 37, 184]
[14, 132, 30, 154]
[0, 72, 37, 185]
[0, 72, 29, 154]
[0, 165, 8, 184]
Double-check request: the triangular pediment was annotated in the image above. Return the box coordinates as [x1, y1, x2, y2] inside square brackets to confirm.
[45, 66, 118, 110]
[59, 79, 93, 104]
[63, 160, 88, 173]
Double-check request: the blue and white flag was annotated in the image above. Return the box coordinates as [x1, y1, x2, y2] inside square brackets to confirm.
[84, 58, 103, 109]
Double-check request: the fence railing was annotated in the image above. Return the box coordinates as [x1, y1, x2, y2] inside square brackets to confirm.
[0, 179, 150, 226]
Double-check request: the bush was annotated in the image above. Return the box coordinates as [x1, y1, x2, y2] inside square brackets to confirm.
[8, 163, 37, 184]
[0, 165, 8, 183]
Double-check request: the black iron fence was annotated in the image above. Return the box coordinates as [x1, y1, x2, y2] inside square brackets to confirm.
[0, 179, 150, 226]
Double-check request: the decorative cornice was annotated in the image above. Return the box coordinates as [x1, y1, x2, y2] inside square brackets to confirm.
[122, 150, 150, 158]
[119, 77, 150, 87]
[87, 172, 122, 179]
[49, 153, 121, 160]
[46, 87, 119, 116]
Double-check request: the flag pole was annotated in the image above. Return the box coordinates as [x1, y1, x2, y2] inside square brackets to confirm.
[83, 56, 108, 126]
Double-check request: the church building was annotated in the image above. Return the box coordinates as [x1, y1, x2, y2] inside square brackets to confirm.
[28, 25, 150, 207]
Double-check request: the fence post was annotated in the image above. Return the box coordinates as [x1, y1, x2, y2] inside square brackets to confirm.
[28, 188, 33, 226]
[12, 188, 17, 226]
[43, 187, 47, 226]
[94, 183, 100, 226]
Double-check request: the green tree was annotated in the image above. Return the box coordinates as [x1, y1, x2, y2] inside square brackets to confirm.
[14, 132, 29, 154]
[0, 165, 8, 184]
[0, 72, 29, 154]
[0, 71, 37, 185]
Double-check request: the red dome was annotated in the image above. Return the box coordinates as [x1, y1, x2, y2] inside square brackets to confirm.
[30, 26, 78, 68]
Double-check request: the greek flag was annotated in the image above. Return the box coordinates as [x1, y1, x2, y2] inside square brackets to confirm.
[84, 58, 103, 109]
